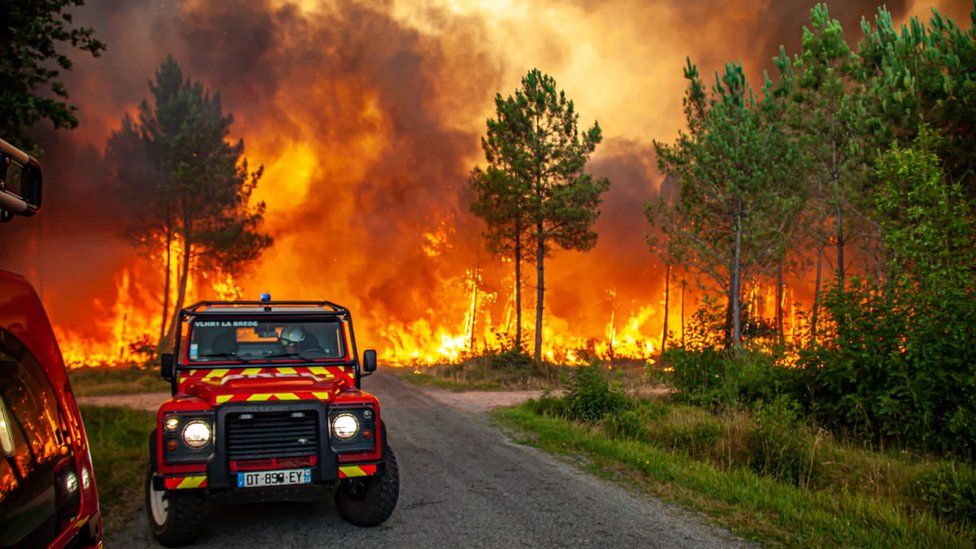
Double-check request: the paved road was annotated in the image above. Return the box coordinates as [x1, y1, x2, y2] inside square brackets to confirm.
[113, 372, 746, 548]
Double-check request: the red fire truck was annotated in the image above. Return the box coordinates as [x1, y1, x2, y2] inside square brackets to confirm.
[147, 299, 399, 546]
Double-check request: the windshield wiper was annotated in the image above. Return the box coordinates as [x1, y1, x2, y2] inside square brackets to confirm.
[263, 352, 301, 359]
[198, 353, 252, 364]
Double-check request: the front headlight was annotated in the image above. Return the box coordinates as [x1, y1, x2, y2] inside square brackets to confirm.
[332, 413, 359, 440]
[182, 420, 212, 448]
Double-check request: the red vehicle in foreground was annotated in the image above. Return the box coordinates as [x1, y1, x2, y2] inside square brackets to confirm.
[0, 138, 103, 547]
[147, 299, 399, 546]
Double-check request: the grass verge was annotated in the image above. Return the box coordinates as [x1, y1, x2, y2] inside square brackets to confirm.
[69, 366, 169, 397]
[80, 405, 154, 534]
[493, 404, 976, 547]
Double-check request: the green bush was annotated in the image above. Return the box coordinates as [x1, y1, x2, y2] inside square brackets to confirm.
[562, 365, 631, 422]
[915, 462, 976, 526]
[751, 395, 822, 487]
[603, 408, 648, 440]
[486, 349, 536, 371]
[663, 348, 788, 408]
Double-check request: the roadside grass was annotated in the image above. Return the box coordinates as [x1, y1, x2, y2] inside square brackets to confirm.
[386, 355, 651, 392]
[494, 401, 976, 547]
[80, 405, 154, 534]
[68, 366, 169, 397]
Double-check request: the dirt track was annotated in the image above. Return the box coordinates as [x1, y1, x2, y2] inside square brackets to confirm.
[109, 372, 746, 548]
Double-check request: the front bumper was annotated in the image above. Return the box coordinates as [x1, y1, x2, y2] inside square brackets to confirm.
[153, 463, 381, 491]
[156, 400, 380, 491]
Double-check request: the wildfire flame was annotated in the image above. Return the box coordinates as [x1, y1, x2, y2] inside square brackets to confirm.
[15, 0, 841, 369]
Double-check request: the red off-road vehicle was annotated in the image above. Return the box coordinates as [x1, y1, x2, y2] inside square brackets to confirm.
[146, 299, 399, 546]
[0, 137, 103, 547]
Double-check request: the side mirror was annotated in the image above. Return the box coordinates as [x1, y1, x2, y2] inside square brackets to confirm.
[160, 353, 175, 381]
[362, 349, 377, 375]
[0, 138, 42, 222]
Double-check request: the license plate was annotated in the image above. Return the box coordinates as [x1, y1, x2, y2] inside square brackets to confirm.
[237, 468, 312, 488]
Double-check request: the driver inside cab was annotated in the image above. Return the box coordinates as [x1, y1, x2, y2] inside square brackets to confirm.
[279, 325, 321, 355]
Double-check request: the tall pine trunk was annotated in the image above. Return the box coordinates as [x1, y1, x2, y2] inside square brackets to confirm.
[680, 278, 686, 348]
[832, 139, 845, 293]
[731, 199, 743, 350]
[533, 219, 545, 368]
[811, 246, 824, 340]
[166, 227, 192, 345]
[776, 262, 784, 346]
[513, 223, 522, 353]
[661, 260, 671, 353]
[158, 220, 173, 351]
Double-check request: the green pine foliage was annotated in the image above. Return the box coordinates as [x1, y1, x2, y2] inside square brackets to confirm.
[0, 0, 106, 150]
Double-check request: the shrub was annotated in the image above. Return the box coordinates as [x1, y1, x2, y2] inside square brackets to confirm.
[486, 349, 535, 372]
[603, 408, 647, 440]
[663, 348, 788, 408]
[751, 395, 822, 487]
[915, 462, 976, 526]
[562, 365, 631, 422]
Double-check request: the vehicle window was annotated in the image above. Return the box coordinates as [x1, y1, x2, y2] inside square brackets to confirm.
[188, 320, 346, 362]
[0, 331, 65, 501]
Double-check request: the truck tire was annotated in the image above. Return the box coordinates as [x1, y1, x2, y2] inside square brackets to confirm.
[335, 446, 399, 526]
[145, 462, 205, 547]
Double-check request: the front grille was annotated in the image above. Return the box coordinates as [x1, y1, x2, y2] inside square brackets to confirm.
[225, 411, 319, 460]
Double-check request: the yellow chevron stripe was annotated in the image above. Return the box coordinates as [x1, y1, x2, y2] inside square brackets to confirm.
[216, 395, 233, 404]
[307, 367, 333, 378]
[340, 466, 367, 478]
[242, 368, 263, 376]
[247, 393, 273, 401]
[312, 391, 331, 400]
[204, 368, 230, 380]
[177, 475, 206, 489]
[275, 393, 299, 400]
[276, 367, 297, 375]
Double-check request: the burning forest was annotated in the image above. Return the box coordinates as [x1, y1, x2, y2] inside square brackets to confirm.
[1, 0, 972, 368]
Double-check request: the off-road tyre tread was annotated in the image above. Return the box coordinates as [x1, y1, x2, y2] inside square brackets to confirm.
[335, 446, 399, 527]
[146, 463, 206, 547]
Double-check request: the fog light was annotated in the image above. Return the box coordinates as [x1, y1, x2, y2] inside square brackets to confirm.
[164, 415, 180, 431]
[332, 413, 359, 440]
[363, 410, 373, 419]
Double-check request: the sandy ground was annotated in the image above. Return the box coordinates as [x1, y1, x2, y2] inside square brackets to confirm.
[77, 392, 171, 411]
[75, 383, 671, 414]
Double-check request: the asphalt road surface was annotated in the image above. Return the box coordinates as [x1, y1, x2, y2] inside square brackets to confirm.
[113, 372, 746, 548]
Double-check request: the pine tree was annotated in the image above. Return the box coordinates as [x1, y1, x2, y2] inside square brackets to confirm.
[475, 69, 610, 367]
[654, 61, 802, 349]
[470, 91, 534, 352]
[108, 56, 272, 348]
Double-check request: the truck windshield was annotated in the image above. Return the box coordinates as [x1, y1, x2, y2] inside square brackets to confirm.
[187, 319, 345, 362]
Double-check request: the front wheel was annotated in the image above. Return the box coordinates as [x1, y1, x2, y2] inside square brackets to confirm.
[145, 463, 205, 547]
[334, 446, 400, 526]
